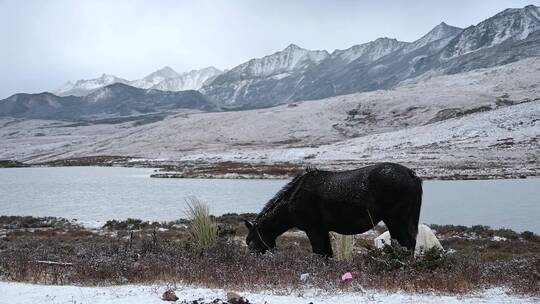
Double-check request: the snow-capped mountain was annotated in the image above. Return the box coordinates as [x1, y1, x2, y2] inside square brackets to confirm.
[401, 22, 463, 52]
[200, 44, 330, 108]
[129, 66, 181, 89]
[200, 5, 539, 109]
[18, 4, 540, 114]
[442, 5, 540, 58]
[54, 67, 222, 97]
[231, 44, 329, 78]
[150, 66, 222, 91]
[199, 22, 463, 108]
[332, 38, 408, 63]
[54, 74, 130, 97]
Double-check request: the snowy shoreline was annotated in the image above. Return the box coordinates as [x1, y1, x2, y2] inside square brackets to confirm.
[0, 282, 538, 304]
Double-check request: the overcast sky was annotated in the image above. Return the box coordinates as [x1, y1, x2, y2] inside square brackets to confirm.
[0, 0, 537, 98]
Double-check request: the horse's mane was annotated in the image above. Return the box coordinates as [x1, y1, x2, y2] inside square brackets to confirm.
[256, 172, 306, 222]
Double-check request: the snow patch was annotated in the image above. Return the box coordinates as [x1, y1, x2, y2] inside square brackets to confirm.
[0, 282, 537, 304]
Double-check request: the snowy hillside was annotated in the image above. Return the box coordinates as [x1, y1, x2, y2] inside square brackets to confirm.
[1, 57, 538, 177]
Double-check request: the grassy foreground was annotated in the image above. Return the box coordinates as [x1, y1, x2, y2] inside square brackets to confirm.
[0, 215, 538, 296]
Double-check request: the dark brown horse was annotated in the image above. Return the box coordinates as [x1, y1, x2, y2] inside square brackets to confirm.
[245, 162, 422, 257]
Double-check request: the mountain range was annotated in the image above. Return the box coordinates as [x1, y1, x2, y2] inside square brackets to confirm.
[1, 4, 539, 119]
[201, 5, 540, 109]
[0, 84, 212, 120]
[54, 66, 222, 97]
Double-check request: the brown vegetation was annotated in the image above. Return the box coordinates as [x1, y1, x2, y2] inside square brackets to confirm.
[151, 161, 304, 178]
[0, 160, 30, 168]
[0, 216, 538, 296]
[41, 155, 133, 167]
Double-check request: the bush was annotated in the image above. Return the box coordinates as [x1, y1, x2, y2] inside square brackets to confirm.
[103, 218, 150, 230]
[185, 197, 217, 248]
[520, 231, 540, 242]
[366, 241, 448, 271]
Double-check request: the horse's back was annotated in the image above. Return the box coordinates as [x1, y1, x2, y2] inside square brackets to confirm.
[294, 163, 423, 249]
[307, 162, 420, 197]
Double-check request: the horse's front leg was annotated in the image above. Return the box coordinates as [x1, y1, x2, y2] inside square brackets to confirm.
[306, 229, 333, 258]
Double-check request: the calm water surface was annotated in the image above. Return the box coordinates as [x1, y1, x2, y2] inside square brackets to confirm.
[0, 167, 538, 232]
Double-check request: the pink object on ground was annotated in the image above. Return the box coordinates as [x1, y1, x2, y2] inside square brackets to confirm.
[341, 272, 353, 281]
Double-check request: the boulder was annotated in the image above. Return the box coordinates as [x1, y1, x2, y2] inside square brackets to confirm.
[162, 290, 179, 302]
[226, 291, 249, 304]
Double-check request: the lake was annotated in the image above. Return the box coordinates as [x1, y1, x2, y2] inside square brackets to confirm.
[0, 167, 538, 233]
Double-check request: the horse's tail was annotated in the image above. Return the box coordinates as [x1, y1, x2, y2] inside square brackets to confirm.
[408, 171, 423, 241]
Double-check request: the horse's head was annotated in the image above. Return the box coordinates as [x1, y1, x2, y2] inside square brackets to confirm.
[244, 220, 274, 254]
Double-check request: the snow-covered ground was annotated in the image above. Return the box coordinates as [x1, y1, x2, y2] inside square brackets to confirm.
[0, 282, 537, 304]
[0, 58, 539, 177]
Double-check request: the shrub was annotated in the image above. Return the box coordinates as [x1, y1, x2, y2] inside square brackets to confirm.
[366, 241, 448, 271]
[520, 231, 540, 242]
[185, 197, 217, 248]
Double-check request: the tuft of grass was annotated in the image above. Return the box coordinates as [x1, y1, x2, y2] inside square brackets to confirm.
[185, 197, 217, 248]
[333, 233, 355, 261]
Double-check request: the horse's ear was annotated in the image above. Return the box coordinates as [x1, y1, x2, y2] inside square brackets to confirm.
[244, 220, 254, 230]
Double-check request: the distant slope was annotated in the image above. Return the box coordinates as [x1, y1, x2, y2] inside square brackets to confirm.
[1, 57, 538, 167]
[0, 83, 214, 120]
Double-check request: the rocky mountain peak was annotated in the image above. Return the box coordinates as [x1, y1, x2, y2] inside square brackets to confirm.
[442, 5, 540, 58]
[332, 37, 408, 63]
[403, 22, 463, 52]
[230, 44, 329, 78]
[151, 66, 180, 78]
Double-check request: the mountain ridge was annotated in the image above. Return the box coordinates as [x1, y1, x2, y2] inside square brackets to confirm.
[55, 66, 222, 97]
[200, 4, 539, 109]
[5, 5, 540, 116]
[1, 83, 214, 120]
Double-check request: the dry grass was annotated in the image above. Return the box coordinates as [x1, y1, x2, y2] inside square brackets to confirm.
[0, 216, 538, 296]
[185, 197, 217, 248]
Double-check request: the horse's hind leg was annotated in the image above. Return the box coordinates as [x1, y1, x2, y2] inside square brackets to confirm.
[382, 176, 422, 251]
[305, 229, 333, 258]
[384, 219, 417, 251]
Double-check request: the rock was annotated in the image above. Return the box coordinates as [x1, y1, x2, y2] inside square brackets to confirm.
[226, 291, 249, 304]
[162, 290, 179, 302]
[226, 291, 241, 301]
